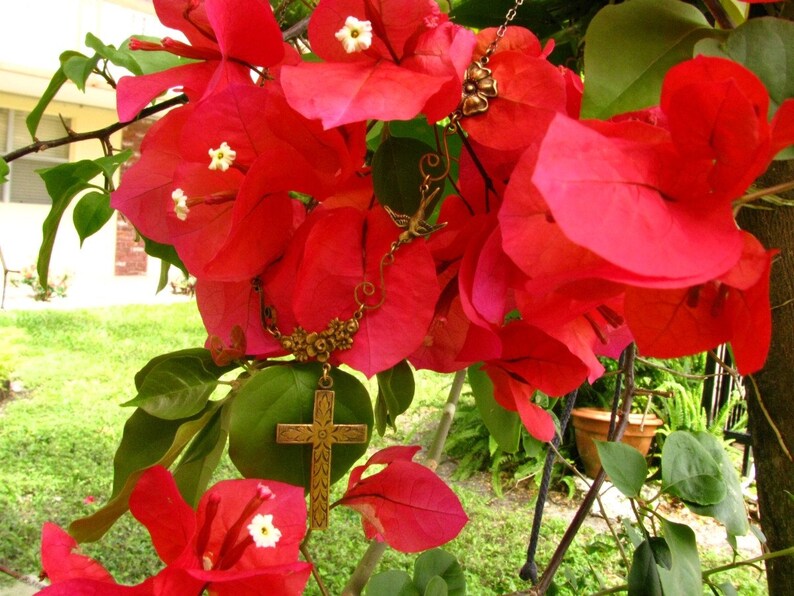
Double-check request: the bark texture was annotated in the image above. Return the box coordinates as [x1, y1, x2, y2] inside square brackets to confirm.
[737, 160, 794, 595]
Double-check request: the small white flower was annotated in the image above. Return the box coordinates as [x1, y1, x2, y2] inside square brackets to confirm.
[208, 141, 237, 172]
[335, 16, 373, 54]
[171, 188, 190, 221]
[247, 513, 282, 549]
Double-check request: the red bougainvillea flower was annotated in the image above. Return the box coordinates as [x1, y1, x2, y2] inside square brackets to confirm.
[117, 0, 284, 121]
[281, 0, 476, 127]
[255, 204, 440, 376]
[460, 27, 571, 151]
[512, 57, 793, 290]
[39, 467, 310, 595]
[625, 232, 776, 375]
[128, 466, 311, 594]
[481, 321, 590, 442]
[112, 83, 366, 282]
[337, 446, 468, 552]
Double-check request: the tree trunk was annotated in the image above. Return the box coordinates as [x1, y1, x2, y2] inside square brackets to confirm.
[737, 160, 794, 595]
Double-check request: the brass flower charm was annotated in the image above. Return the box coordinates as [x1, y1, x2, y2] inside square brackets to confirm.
[460, 62, 498, 117]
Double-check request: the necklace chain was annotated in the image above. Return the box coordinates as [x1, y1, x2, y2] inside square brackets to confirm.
[253, 1, 524, 370]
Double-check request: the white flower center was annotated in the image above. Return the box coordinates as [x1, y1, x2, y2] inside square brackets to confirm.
[247, 513, 282, 549]
[171, 188, 189, 221]
[335, 16, 373, 54]
[208, 141, 237, 171]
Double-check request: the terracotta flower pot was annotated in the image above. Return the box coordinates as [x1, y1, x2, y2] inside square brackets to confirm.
[570, 407, 664, 478]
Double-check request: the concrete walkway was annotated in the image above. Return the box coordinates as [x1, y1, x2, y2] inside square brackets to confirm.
[1, 272, 193, 311]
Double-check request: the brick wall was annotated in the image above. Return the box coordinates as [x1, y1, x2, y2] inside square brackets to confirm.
[114, 117, 154, 276]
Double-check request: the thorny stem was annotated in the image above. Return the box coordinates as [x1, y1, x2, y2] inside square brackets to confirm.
[300, 534, 330, 596]
[548, 443, 631, 571]
[2, 94, 188, 164]
[0, 563, 46, 589]
[531, 345, 637, 595]
[589, 546, 794, 596]
[635, 356, 719, 381]
[734, 179, 794, 209]
[702, 545, 794, 578]
[702, 0, 736, 29]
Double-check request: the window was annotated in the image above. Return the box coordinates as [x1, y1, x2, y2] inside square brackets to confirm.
[1, 109, 71, 205]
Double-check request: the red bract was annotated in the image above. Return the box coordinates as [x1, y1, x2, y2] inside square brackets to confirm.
[337, 446, 468, 552]
[39, 467, 311, 595]
[117, 0, 284, 121]
[529, 113, 745, 285]
[461, 28, 569, 151]
[132, 466, 311, 594]
[470, 320, 593, 442]
[262, 205, 440, 377]
[625, 233, 776, 375]
[112, 83, 365, 282]
[281, 0, 475, 127]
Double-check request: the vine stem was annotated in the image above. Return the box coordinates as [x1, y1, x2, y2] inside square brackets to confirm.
[530, 345, 637, 594]
[341, 540, 389, 595]
[300, 540, 330, 596]
[0, 563, 46, 589]
[702, 545, 794, 578]
[2, 94, 187, 164]
[426, 368, 467, 470]
[340, 368, 467, 595]
[734, 179, 794, 209]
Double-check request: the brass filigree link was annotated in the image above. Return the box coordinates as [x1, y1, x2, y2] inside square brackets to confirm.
[252, 278, 364, 363]
[457, 0, 524, 117]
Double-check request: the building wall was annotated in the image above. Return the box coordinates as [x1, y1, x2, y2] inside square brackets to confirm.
[0, 0, 172, 283]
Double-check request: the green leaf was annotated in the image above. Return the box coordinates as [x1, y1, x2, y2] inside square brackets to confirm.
[717, 582, 739, 596]
[123, 355, 228, 420]
[661, 430, 726, 505]
[229, 363, 373, 487]
[69, 402, 221, 542]
[62, 52, 101, 92]
[0, 158, 8, 184]
[423, 577, 448, 596]
[658, 518, 702, 596]
[468, 364, 522, 453]
[414, 549, 466, 596]
[372, 135, 445, 215]
[142, 235, 189, 283]
[26, 51, 83, 137]
[134, 348, 228, 390]
[582, 0, 719, 119]
[375, 360, 415, 434]
[450, 0, 564, 41]
[594, 441, 648, 498]
[73, 191, 114, 246]
[622, 519, 644, 549]
[695, 17, 794, 120]
[173, 401, 231, 506]
[366, 570, 420, 596]
[37, 152, 131, 288]
[627, 539, 665, 596]
[85, 33, 142, 75]
[685, 432, 749, 536]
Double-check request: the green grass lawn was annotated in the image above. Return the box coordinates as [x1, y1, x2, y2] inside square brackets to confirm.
[0, 303, 767, 595]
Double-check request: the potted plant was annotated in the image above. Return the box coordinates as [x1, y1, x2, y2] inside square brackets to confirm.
[570, 406, 664, 478]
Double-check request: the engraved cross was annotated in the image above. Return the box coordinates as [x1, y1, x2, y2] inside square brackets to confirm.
[276, 387, 368, 530]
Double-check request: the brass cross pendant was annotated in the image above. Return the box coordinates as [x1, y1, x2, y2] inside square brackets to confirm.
[276, 379, 368, 530]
